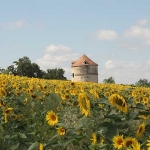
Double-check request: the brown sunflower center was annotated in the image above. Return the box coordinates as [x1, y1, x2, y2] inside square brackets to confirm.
[138, 126, 143, 133]
[51, 114, 56, 121]
[115, 97, 124, 106]
[126, 141, 132, 147]
[117, 139, 123, 145]
[60, 128, 65, 133]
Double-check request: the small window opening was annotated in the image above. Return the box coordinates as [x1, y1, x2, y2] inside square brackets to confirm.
[72, 73, 74, 78]
[84, 60, 88, 65]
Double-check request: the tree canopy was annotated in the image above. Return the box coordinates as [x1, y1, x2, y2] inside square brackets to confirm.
[43, 68, 67, 80]
[103, 76, 115, 84]
[5, 56, 67, 80]
[135, 78, 150, 87]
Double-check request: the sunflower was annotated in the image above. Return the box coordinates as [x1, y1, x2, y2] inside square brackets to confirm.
[0, 87, 7, 97]
[64, 94, 70, 100]
[56, 107, 61, 111]
[0, 100, 5, 107]
[78, 93, 90, 116]
[132, 91, 136, 97]
[4, 113, 8, 123]
[69, 89, 74, 95]
[132, 141, 141, 150]
[54, 87, 59, 93]
[112, 135, 124, 149]
[46, 110, 58, 126]
[71, 82, 75, 86]
[147, 139, 150, 147]
[61, 94, 65, 100]
[123, 137, 138, 148]
[104, 92, 110, 98]
[89, 89, 99, 100]
[39, 143, 44, 150]
[57, 126, 65, 136]
[134, 97, 140, 103]
[136, 122, 146, 138]
[24, 98, 28, 105]
[109, 94, 128, 113]
[90, 133, 97, 145]
[98, 137, 105, 147]
[5, 108, 13, 114]
[142, 97, 148, 103]
[140, 114, 149, 120]
[73, 89, 79, 95]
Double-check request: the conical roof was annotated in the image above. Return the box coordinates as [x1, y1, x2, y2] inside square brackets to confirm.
[72, 54, 98, 67]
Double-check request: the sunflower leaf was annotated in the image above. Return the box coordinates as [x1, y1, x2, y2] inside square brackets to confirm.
[10, 143, 19, 150]
[97, 98, 110, 105]
[28, 142, 38, 150]
[135, 103, 148, 110]
[105, 123, 118, 141]
[138, 111, 150, 115]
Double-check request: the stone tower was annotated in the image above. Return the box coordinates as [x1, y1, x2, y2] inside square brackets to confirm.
[71, 54, 98, 83]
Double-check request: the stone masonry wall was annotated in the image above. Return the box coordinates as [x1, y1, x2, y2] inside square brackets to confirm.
[71, 65, 98, 83]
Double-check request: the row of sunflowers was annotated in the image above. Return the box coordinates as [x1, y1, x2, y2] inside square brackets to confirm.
[0, 74, 150, 150]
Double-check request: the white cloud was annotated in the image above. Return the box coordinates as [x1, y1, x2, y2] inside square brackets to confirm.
[94, 19, 150, 50]
[137, 19, 148, 26]
[96, 30, 118, 40]
[117, 19, 150, 49]
[99, 59, 150, 84]
[2, 20, 28, 29]
[45, 44, 72, 53]
[36, 44, 79, 79]
[123, 26, 150, 40]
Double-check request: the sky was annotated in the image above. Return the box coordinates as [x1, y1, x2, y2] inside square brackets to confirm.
[1, 0, 150, 84]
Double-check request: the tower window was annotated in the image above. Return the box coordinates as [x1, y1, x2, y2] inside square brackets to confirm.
[84, 60, 88, 65]
[72, 73, 74, 77]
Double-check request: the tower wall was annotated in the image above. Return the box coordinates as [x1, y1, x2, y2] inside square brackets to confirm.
[72, 65, 98, 83]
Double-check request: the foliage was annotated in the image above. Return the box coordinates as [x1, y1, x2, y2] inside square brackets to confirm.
[103, 76, 115, 84]
[0, 67, 6, 74]
[43, 68, 67, 80]
[0, 74, 150, 150]
[6, 56, 67, 80]
[135, 78, 150, 87]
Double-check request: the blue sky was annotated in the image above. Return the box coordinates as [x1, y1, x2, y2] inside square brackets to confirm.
[1, 0, 150, 84]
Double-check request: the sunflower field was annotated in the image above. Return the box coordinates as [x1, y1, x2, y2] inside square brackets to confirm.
[0, 74, 150, 150]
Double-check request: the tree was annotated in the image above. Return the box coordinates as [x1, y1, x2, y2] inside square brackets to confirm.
[31, 63, 44, 78]
[43, 68, 67, 80]
[135, 79, 150, 87]
[7, 64, 17, 75]
[6, 56, 67, 80]
[0, 67, 6, 74]
[8, 56, 43, 78]
[103, 76, 115, 84]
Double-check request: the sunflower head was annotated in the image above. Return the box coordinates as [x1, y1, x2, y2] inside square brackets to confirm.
[39, 143, 44, 150]
[109, 94, 128, 113]
[90, 133, 97, 145]
[136, 122, 146, 138]
[57, 126, 66, 136]
[132, 141, 141, 150]
[147, 139, 150, 147]
[104, 92, 110, 98]
[112, 135, 124, 149]
[46, 110, 58, 126]
[132, 91, 136, 97]
[5, 108, 13, 114]
[123, 137, 138, 148]
[78, 93, 90, 116]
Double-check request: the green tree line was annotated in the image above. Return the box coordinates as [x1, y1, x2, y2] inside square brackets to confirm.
[103, 76, 150, 87]
[0, 56, 67, 80]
